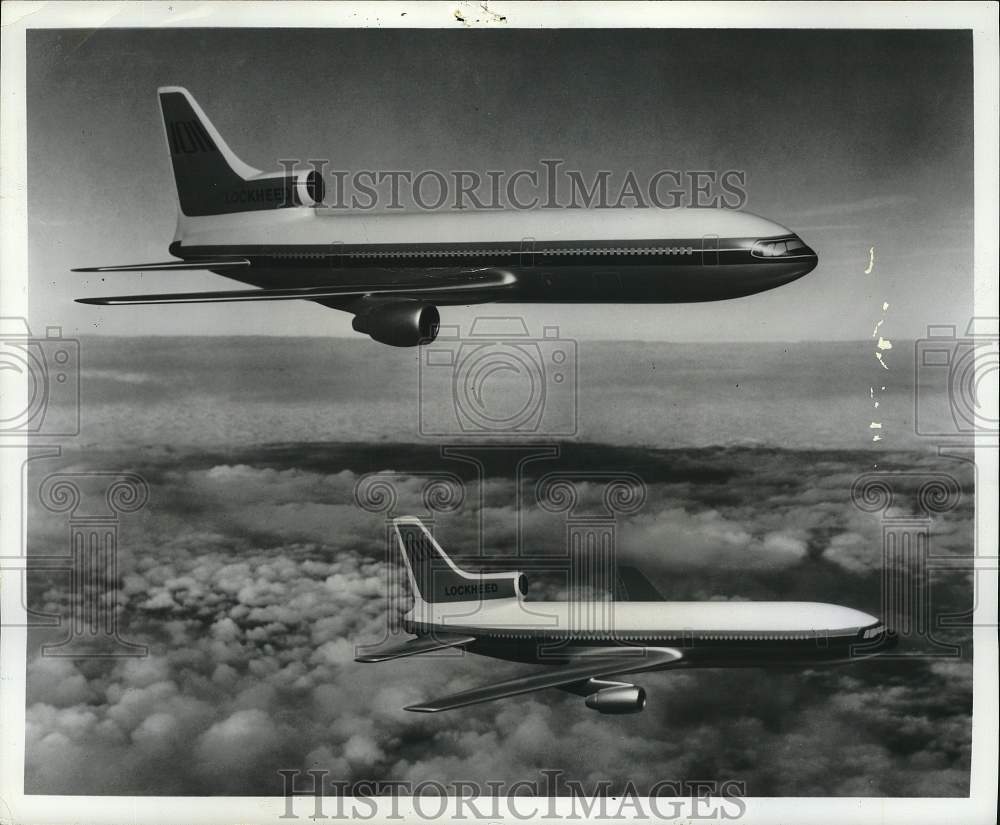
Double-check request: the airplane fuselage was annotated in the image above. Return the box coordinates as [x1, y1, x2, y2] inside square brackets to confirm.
[403, 599, 893, 669]
[361, 517, 893, 713]
[170, 206, 819, 305]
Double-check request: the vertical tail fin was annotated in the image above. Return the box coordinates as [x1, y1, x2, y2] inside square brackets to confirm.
[157, 87, 324, 218]
[393, 517, 527, 604]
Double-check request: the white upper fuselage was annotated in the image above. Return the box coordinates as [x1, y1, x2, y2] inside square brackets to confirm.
[176, 204, 794, 250]
[408, 598, 879, 639]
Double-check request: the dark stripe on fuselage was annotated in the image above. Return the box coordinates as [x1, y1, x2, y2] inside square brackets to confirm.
[402, 620, 895, 666]
[169, 235, 817, 303]
[172, 236, 813, 269]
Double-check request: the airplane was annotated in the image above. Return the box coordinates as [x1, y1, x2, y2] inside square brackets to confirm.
[356, 517, 896, 713]
[75, 87, 819, 347]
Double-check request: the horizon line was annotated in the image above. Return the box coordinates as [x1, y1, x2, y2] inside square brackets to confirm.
[59, 332, 920, 345]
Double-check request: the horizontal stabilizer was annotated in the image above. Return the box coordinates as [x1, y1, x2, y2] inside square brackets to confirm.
[355, 633, 476, 663]
[73, 259, 251, 273]
[405, 647, 682, 712]
[76, 270, 516, 305]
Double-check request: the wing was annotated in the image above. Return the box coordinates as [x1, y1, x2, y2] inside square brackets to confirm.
[76, 269, 516, 305]
[354, 633, 476, 663]
[73, 259, 251, 273]
[404, 647, 683, 713]
[615, 565, 666, 601]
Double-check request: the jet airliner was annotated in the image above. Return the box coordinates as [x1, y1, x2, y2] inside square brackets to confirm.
[357, 518, 895, 714]
[75, 88, 819, 346]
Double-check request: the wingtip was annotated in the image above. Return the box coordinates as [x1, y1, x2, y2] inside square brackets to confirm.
[403, 705, 437, 713]
[75, 297, 105, 305]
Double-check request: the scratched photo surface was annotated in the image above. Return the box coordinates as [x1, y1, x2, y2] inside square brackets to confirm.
[24, 29, 974, 797]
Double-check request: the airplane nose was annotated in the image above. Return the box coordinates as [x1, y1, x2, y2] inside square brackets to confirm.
[790, 243, 818, 281]
[797, 241, 818, 273]
[751, 236, 818, 281]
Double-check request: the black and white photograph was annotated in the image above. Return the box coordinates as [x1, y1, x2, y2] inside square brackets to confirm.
[1, 3, 997, 824]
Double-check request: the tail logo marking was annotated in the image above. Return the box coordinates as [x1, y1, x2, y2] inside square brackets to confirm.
[443, 582, 500, 597]
[224, 186, 293, 206]
[394, 519, 525, 604]
[167, 120, 216, 155]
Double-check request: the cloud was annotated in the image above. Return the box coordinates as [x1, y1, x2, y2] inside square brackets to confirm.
[24, 443, 974, 796]
[195, 708, 283, 778]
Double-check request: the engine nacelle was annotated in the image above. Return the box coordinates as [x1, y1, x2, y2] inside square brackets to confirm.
[352, 302, 440, 347]
[585, 685, 647, 714]
[294, 169, 325, 207]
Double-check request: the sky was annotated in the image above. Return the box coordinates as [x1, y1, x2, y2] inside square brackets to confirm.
[25, 27, 975, 341]
[58, 336, 956, 453]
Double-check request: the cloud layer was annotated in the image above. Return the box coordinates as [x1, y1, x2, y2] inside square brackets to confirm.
[25, 442, 974, 796]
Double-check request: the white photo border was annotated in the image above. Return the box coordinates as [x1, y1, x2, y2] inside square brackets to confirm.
[1, 2, 997, 823]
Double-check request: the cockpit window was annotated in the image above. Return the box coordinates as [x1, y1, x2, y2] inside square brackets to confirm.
[752, 238, 811, 258]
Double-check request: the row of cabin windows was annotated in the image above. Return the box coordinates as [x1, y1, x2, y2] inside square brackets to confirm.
[272, 246, 698, 260]
[468, 632, 831, 641]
